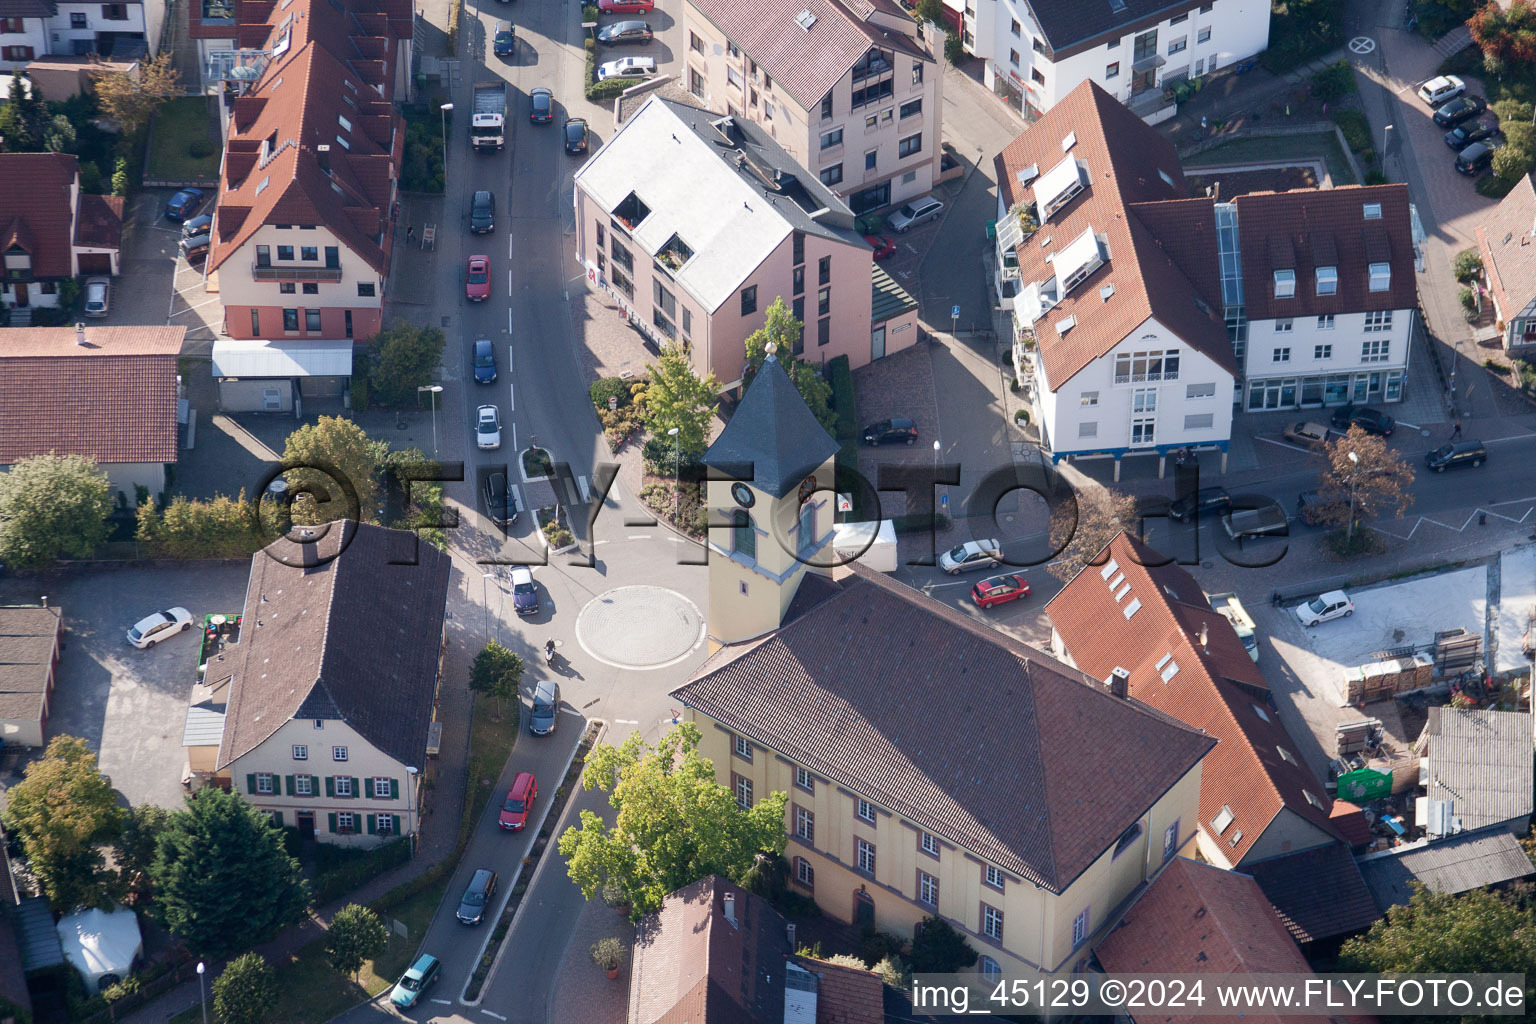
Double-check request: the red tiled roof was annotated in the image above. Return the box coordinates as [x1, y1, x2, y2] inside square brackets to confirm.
[796, 957, 883, 1024]
[673, 563, 1215, 892]
[0, 326, 184, 465]
[993, 81, 1232, 391]
[1046, 533, 1341, 865]
[1475, 172, 1536, 328]
[1246, 843, 1381, 943]
[1329, 799, 1372, 848]
[74, 193, 123, 251]
[0, 153, 80, 278]
[1234, 185, 1417, 321]
[1096, 858, 1331, 1024]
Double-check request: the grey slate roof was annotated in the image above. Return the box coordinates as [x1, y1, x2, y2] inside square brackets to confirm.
[1420, 706, 1535, 833]
[15, 897, 64, 970]
[702, 354, 841, 499]
[0, 0, 57, 17]
[217, 522, 450, 770]
[871, 263, 917, 324]
[1246, 842, 1382, 943]
[1020, 0, 1204, 59]
[672, 564, 1216, 893]
[1358, 826, 1536, 912]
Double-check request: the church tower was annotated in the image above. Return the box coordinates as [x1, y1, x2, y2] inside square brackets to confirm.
[699, 345, 841, 649]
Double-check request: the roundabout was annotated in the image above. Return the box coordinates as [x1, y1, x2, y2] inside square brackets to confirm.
[574, 585, 706, 670]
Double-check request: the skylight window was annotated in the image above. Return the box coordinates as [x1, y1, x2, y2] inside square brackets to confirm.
[1056, 226, 1107, 294]
[1363, 202, 1382, 220]
[1278, 747, 1298, 765]
[1158, 168, 1174, 187]
[255, 175, 271, 196]
[1100, 282, 1116, 301]
[1123, 597, 1141, 619]
[1033, 155, 1087, 222]
[1109, 0, 1126, 11]
[338, 114, 352, 132]
[1061, 131, 1076, 152]
[1211, 806, 1234, 834]
[1159, 660, 1179, 682]
[335, 134, 350, 150]
[1304, 790, 1324, 809]
[1108, 573, 1124, 590]
[1155, 653, 1171, 669]
[1057, 314, 1077, 335]
[1016, 163, 1039, 185]
[1253, 704, 1270, 722]
[796, 9, 817, 30]
[1100, 558, 1120, 580]
[271, 30, 291, 58]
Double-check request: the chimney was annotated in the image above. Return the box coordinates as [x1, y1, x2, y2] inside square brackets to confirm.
[1199, 623, 1209, 652]
[75, 322, 86, 346]
[40, 595, 48, 608]
[316, 143, 331, 174]
[1107, 667, 1130, 699]
[786, 922, 796, 950]
[723, 891, 737, 928]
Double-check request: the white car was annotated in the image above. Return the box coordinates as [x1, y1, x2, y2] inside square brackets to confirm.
[127, 607, 194, 648]
[1294, 590, 1355, 627]
[597, 56, 656, 81]
[888, 196, 944, 233]
[476, 404, 502, 450]
[83, 276, 110, 318]
[1418, 75, 1465, 106]
[938, 538, 1003, 575]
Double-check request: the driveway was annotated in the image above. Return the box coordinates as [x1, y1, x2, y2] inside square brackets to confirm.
[0, 563, 250, 811]
[110, 192, 186, 332]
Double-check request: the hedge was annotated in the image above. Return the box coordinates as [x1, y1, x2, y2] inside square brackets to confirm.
[584, 37, 632, 102]
[312, 835, 413, 905]
[826, 354, 858, 442]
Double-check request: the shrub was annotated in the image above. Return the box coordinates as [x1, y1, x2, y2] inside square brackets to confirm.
[591, 936, 628, 971]
[542, 518, 574, 548]
[79, 160, 104, 194]
[641, 434, 704, 478]
[590, 376, 632, 410]
[189, 139, 214, 159]
[1332, 109, 1372, 153]
[826, 354, 857, 441]
[582, 3, 599, 20]
[858, 928, 908, 967]
[1492, 98, 1535, 124]
[1454, 249, 1484, 282]
[873, 955, 910, 988]
[909, 916, 978, 973]
[943, 29, 966, 65]
[349, 374, 369, 412]
[1478, 173, 1519, 198]
[1364, 169, 1388, 185]
[1311, 60, 1357, 101]
[111, 155, 129, 196]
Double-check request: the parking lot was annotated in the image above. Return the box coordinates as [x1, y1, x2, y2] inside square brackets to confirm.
[0, 563, 250, 810]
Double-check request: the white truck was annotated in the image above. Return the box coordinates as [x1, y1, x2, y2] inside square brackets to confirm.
[1208, 592, 1259, 662]
[470, 81, 508, 152]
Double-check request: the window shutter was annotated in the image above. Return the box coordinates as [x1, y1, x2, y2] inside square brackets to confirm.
[366, 814, 377, 835]
[246, 773, 257, 795]
[328, 813, 338, 834]
[351, 776, 360, 799]
[389, 779, 399, 800]
[365, 777, 375, 799]
[391, 815, 401, 833]
[285, 775, 295, 796]
[270, 811, 283, 827]
[325, 776, 335, 797]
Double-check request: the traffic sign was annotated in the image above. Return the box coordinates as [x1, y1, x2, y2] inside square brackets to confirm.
[951, 304, 961, 319]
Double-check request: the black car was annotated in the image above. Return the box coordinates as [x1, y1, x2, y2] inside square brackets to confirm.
[861, 417, 918, 446]
[1433, 94, 1487, 127]
[530, 87, 553, 123]
[1168, 486, 1231, 522]
[1329, 405, 1395, 437]
[1426, 440, 1487, 471]
[456, 868, 498, 926]
[597, 19, 653, 44]
[470, 189, 495, 233]
[563, 117, 589, 154]
[483, 471, 519, 525]
[1444, 118, 1498, 149]
[1456, 140, 1500, 175]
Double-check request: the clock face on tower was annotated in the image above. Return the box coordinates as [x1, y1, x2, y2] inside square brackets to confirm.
[731, 483, 756, 508]
[798, 476, 817, 506]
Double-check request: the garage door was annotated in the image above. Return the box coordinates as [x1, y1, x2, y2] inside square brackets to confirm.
[79, 254, 112, 274]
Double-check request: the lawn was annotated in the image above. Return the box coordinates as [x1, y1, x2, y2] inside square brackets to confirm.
[460, 695, 520, 850]
[1183, 132, 1357, 186]
[147, 97, 221, 182]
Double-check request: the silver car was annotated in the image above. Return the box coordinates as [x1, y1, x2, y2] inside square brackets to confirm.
[476, 404, 502, 450]
[83, 276, 110, 318]
[597, 56, 656, 80]
[938, 539, 1003, 575]
[888, 196, 944, 233]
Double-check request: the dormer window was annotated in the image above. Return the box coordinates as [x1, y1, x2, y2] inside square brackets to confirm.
[1272, 268, 1295, 298]
[1363, 202, 1382, 220]
[1055, 226, 1107, 294]
[1033, 155, 1088, 222]
[1315, 265, 1337, 295]
[1368, 261, 1391, 292]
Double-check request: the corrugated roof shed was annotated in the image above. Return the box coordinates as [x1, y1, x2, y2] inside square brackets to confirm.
[1419, 707, 1535, 833]
[1358, 826, 1536, 912]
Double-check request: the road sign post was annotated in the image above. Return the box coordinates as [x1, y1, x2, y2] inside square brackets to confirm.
[951, 304, 960, 336]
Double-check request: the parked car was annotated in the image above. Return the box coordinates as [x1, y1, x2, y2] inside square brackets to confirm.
[861, 417, 918, 445]
[83, 276, 110, 318]
[597, 19, 653, 43]
[1330, 405, 1395, 436]
[1433, 94, 1487, 127]
[164, 187, 204, 221]
[493, 20, 515, 56]
[1418, 74, 1465, 105]
[1294, 589, 1354, 627]
[179, 233, 211, 262]
[1456, 140, 1500, 175]
[597, 56, 656, 80]
[888, 196, 944, 233]
[127, 607, 193, 648]
[598, 0, 653, 12]
[180, 213, 213, 239]
[456, 868, 498, 925]
[529, 87, 553, 123]
[497, 772, 538, 831]
[470, 189, 495, 233]
[529, 679, 560, 735]
[1282, 421, 1335, 451]
[473, 338, 498, 383]
[939, 539, 1003, 575]
[1167, 486, 1231, 522]
[483, 471, 518, 526]
[971, 573, 1029, 609]
[510, 566, 539, 615]
[864, 234, 896, 259]
[390, 954, 440, 1008]
[1426, 439, 1487, 471]
[564, 117, 589, 154]
[466, 254, 490, 301]
[1445, 118, 1498, 149]
[476, 404, 502, 450]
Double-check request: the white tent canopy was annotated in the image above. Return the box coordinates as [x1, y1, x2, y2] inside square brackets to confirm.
[57, 905, 142, 993]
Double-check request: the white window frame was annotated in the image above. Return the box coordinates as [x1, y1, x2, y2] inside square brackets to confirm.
[983, 903, 1004, 941]
[1186, 382, 1215, 399]
[335, 776, 353, 798]
[1364, 309, 1393, 332]
[375, 813, 394, 835]
[332, 745, 348, 761]
[336, 811, 355, 833]
[295, 775, 313, 796]
[796, 805, 814, 841]
[1315, 344, 1333, 359]
[1272, 268, 1295, 298]
[1072, 908, 1090, 947]
[985, 864, 1005, 891]
[1368, 262, 1391, 292]
[796, 857, 815, 886]
[795, 766, 814, 792]
[734, 735, 753, 760]
[857, 798, 876, 823]
[373, 776, 392, 796]
[1361, 339, 1390, 363]
[255, 773, 274, 795]
[1316, 314, 1335, 330]
[735, 774, 753, 809]
[857, 838, 876, 873]
[1274, 318, 1293, 333]
[921, 831, 939, 856]
[292, 744, 308, 760]
[1078, 421, 1098, 439]
[1080, 390, 1098, 406]
[919, 871, 939, 905]
[1273, 348, 1291, 363]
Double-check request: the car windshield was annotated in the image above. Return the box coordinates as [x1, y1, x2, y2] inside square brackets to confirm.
[463, 890, 485, 906]
[478, 420, 496, 433]
[1307, 597, 1328, 614]
[1430, 444, 1452, 460]
[533, 697, 555, 714]
[504, 797, 525, 813]
[946, 545, 968, 561]
[469, 268, 487, 283]
[513, 581, 535, 596]
[399, 976, 422, 992]
[475, 349, 494, 366]
[898, 204, 917, 217]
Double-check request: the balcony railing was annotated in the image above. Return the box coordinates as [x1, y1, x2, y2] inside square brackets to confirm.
[252, 264, 343, 281]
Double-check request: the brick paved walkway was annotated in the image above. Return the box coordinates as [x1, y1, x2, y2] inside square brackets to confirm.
[547, 898, 632, 1024]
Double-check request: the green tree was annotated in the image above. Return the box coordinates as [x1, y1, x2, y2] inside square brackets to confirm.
[743, 297, 835, 431]
[43, 114, 76, 153]
[385, 448, 446, 551]
[1310, 425, 1414, 535]
[944, 29, 966, 66]
[558, 722, 788, 920]
[1045, 486, 1137, 583]
[212, 952, 276, 1024]
[469, 640, 523, 721]
[914, 0, 945, 25]
[0, 454, 113, 569]
[151, 787, 310, 957]
[90, 52, 180, 136]
[137, 493, 263, 559]
[908, 916, 978, 974]
[111, 155, 129, 196]
[324, 904, 388, 982]
[280, 416, 389, 526]
[1471, 0, 1536, 68]
[0, 736, 124, 911]
[1495, 121, 1536, 184]
[1452, 248, 1484, 282]
[366, 322, 447, 406]
[1492, 98, 1534, 126]
[640, 342, 718, 455]
[113, 803, 172, 900]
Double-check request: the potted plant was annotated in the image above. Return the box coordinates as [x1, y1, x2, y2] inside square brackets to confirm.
[601, 881, 631, 915]
[591, 936, 629, 979]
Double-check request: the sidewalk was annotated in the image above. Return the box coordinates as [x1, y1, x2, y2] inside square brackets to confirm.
[1157, 48, 1350, 148]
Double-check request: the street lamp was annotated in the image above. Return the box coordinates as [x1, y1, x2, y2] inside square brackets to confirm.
[481, 572, 496, 640]
[196, 962, 207, 1024]
[405, 765, 419, 857]
[439, 102, 453, 186]
[667, 426, 680, 520]
[1346, 450, 1360, 545]
[417, 384, 442, 457]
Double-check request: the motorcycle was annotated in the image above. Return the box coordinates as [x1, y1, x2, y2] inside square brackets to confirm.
[543, 640, 556, 667]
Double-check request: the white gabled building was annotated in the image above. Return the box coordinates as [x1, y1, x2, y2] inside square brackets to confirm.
[965, 0, 1268, 124]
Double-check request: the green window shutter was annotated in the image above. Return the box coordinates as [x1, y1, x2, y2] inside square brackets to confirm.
[270, 811, 283, 827]
[391, 815, 401, 833]
[285, 775, 295, 796]
[352, 776, 360, 799]
[246, 773, 257, 795]
[364, 777, 375, 799]
[366, 814, 377, 835]
[390, 779, 399, 800]
[328, 813, 338, 834]
[325, 776, 335, 798]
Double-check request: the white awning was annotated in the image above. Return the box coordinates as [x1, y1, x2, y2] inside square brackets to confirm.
[211, 338, 353, 378]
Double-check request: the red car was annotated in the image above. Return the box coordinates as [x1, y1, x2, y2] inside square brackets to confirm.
[466, 255, 490, 302]
[498, 771, 537, 831]
[865, 235, 896, 259]
[598, 0, 653, 11]
[971, 573, 1029, 609]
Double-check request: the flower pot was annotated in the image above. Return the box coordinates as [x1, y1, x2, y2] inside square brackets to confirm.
[606, 967, 620, 979]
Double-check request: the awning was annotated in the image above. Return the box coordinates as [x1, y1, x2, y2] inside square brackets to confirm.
[211, 338, 353, 378]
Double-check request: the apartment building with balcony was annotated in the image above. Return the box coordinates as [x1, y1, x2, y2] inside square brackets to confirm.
[681, 0, 942, 214]
[963, 0, 1268, 124]
[0, 0, 161, 65]
[574, 95, 919, 389]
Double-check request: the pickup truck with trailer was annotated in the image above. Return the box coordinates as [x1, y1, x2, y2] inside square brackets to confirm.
[1222, 504, 1289, 542]
[1208, 592, 1259, 662]
[470, 81, 508, 152]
